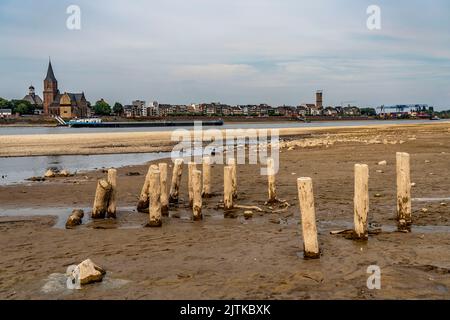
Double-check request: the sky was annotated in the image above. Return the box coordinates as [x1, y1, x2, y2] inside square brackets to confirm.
[0, 0, 449, 109]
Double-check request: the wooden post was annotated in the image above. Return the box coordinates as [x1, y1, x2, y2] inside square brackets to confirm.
[227, 158, 237, 199]
[137, 165, 155, 212]
[297, 177, 320, 259]
[188, 162, 197, 206]
[224, 166, 234, 212]
[202, 156, 212, 198]
[396, 152, 412, 231]
[148, 168, 162, 227]
[192, 169, 203, 221]
[354, 164, 369, 240]
[158, 163, 169, 216]
[169, 159, 184, 204]
[92, 179, 112, 219]
[106, 169, 117, 219]
[267, 157, 277, 203]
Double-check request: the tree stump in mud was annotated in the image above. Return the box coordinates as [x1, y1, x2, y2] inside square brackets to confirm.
[158, 163, 169, 216]
[148, 168, 162, 227]
[169, 159, 184, 204]
[224, 166, 234, 213]
[66, 209, 85, 229]
[227, 158, 237, 199]
[188, 162, 197, 207]
[202, 156, 212, 198]
[297, 177, 320, 259]
[92, 179, 112, 219]
[192, 169, 203, 221]
[354, 164, 369, 240]
[267, 157, 277, 203]
[396, 152, 412, 231]
[106, 169, 117, 219]
[137, 165, 155, 212]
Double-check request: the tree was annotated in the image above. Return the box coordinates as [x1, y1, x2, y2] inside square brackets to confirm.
[10, 100, 34, 115]
[113, 102, 124, 116]
[93, 99, 111, 116]
[0, 97, 11, 109]
[360, 107, 377, 117]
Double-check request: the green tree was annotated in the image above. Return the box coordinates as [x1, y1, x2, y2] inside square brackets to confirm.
[94, 99, 111, 116]
[10, 100, 34, 115]
[360, 107, 377, 117]
[113, 102, 124, 116]
[0, 97, 11, 109]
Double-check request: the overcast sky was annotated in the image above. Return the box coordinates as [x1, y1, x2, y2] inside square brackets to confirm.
[1, 0, 449, 109]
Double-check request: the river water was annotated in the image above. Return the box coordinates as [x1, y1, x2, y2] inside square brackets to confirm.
[0, 119, 447, 186]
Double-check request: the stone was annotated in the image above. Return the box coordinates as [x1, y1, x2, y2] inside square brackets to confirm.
[411, 182, 416, 187]
[59, 170, 71, 177]
[65, 209, 85, 229]
[78, 259, 106, 285]
[374, 193, 382, 198]
[441, 202, 447, 207]
[244, 211, 253, 220]
[44, 169, 56, 178]
[425, 160, 431, 163]
[421, 208, 428, 213]
[378, 160, 387, 166]
[27, 176, 46, 182]
[376, 170, 383, 173]
[126, 172, 140, 176]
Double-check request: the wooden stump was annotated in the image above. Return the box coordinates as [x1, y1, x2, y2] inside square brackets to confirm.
[188, 162, 197, 206]
[267, 157, 277, 203]
[92, 179, 112, 219]
[137, 165, 154, 212]
[148, 168, 162, 227]
[202, 156, 212, 198]
[169, 159, 184, 204]
[396, 152, 412, 231]
[297, 177, 320, 259]
[354, 164, 369, 240]
[227, 158, 237, 199]
[192, 169, 203, 221]
[224, 166, 234, 213]
[106, 169, 117, 219]
[158, 163, 169, 216]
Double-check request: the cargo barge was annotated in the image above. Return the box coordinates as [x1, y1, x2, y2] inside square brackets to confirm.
[61, 117, 224, 128]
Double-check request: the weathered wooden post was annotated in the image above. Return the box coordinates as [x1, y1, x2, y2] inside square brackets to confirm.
[192, 169, 203, 221]
[396, 152, 412, 231]
[227, 158, 237, 199]
[106, 169, 117, 218]
[158, 163, 169, 216]
[267, 157, 277, 203]
[297, 177, 320, 259]
[92, 179, 112, 219]
[202, 156, 212, 198]
[354, 164, 369, 240]
[148, 168, 162, 227]
[169, 159, 184, 204]
[224, 166, 234, 212]
[137, 165, 155, 212]
[188, 162, 197, 206]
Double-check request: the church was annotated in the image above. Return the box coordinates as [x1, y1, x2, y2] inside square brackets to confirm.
[42, 60, 90, 118]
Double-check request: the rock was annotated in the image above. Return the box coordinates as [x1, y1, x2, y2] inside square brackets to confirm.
[26, 176, 46, 182]
[126, 172, 141, 176]
[78, 259, 106, 285]
[441, 202, 447, 207]
[44, 169, 56, 178]
[376, 170, 383, 173]
[425, 160, 431, 164]
[421, 208, 428, 213]
[244, 211, 253, 220]
[288, 146, 295, 151]
[59, 170, 71, 177]
[411, 182, 416, 187]
[65, 209, 84, 229]
[374, 193, 382, 198]
[378, 160, 387, 166]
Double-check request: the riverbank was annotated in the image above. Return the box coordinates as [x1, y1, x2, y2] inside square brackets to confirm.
[0, 122, 449, 299]
[1, 121, 448, 157]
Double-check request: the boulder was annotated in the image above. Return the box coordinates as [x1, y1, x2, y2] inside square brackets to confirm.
[44, 169, 56, 178]
[377, 160, 387, 166]
[65, 209, 85, 229]
[59, 170, 71, 177]
[78, 259, 106, 285]
[244, 211, 253, 220]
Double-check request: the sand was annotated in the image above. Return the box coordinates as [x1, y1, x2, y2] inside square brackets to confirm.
[0, 122, 449, 299]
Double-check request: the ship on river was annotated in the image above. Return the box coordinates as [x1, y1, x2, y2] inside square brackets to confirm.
[56, 117, 224, 128]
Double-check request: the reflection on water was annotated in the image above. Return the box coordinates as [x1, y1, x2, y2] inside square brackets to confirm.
[0, 152, 171, 185]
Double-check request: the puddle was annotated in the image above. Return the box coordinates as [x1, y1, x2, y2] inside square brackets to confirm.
[413, 197, 450, 202]
[41, 273, 130, 295]
[319, 220, 450, 234]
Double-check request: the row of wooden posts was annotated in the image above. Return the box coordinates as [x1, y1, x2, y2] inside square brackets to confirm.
[91, 152, 412, 259]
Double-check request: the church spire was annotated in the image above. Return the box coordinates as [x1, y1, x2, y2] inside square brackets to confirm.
[45, 58, 57, 82]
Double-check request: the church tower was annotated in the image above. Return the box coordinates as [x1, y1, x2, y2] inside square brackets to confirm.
[43, 59, 58, 115]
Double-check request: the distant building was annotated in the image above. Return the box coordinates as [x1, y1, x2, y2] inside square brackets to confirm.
[132, 100, 146, 117]
[316, 90, 323, 109]
[43, 60, 90, 118]
[23, 85, 43, 109]
[323, 106, 338, 116]
[0, 109, 12, 118]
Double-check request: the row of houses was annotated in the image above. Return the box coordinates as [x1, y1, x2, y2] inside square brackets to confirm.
[120, 101, 362, 118]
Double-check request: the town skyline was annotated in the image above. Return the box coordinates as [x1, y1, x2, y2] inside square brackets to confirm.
[1, 1, 449, 110]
